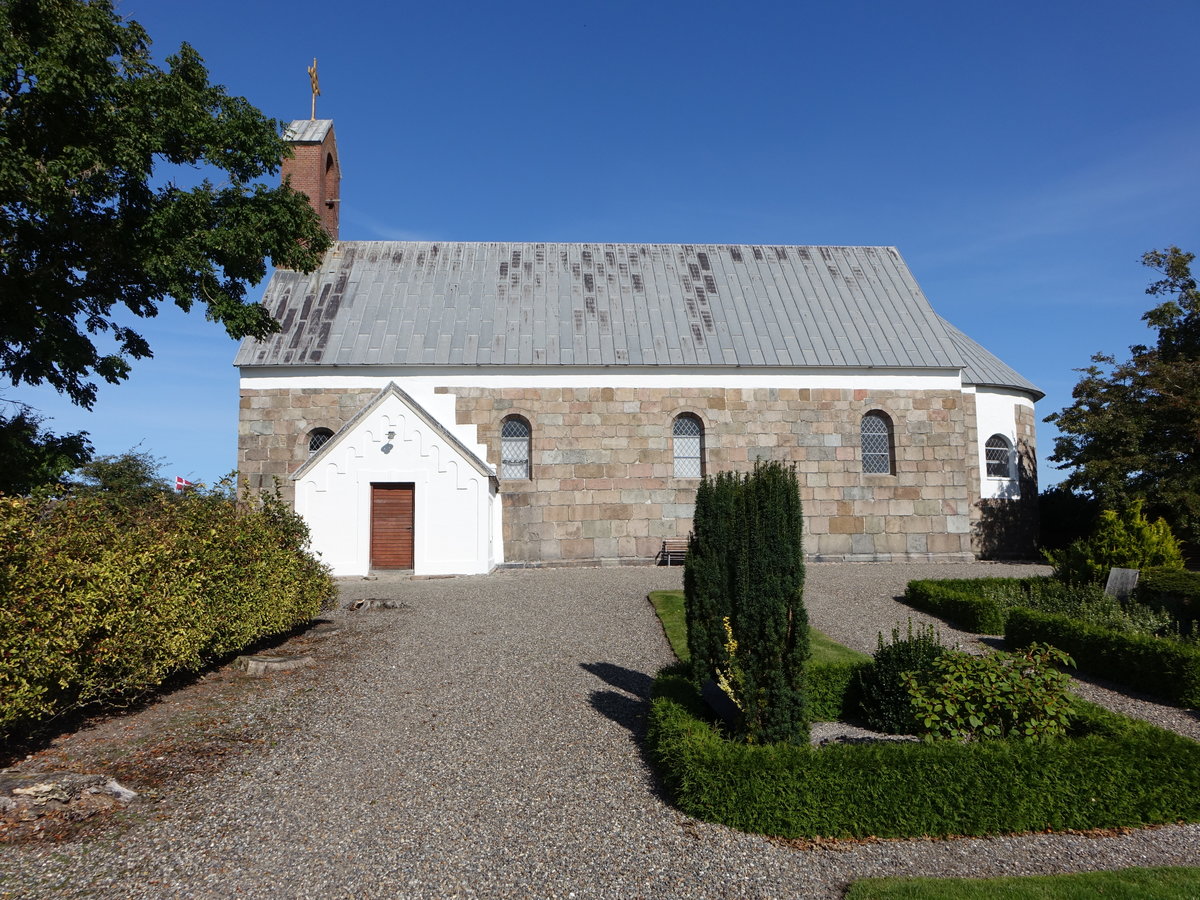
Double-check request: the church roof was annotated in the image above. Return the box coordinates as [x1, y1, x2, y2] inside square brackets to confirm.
[282, 119, 333, 143]
[235, 241, 1038, 396]
[939, 318, 1043, 399]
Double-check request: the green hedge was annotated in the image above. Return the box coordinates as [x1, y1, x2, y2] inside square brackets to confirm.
[902, 579, 1020, 633]
[1005, 607, 1200, 708]
[0, 488, 336, 739]
[1138, 567, 1200, 634]
[808, 659, 869, 722]
[646, 669, 1200, 838]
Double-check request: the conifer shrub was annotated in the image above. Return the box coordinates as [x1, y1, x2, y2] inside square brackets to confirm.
[0, 483, 335, 740]
[684, 472, 738, 688]
[685, 461, 810, 744]
[855, 622, 948, 734]
[1044, 501, 1184, 585]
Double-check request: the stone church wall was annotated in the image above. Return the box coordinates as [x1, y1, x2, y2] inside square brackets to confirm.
[444, 385, 975, 563]
[238, 386, 380, 504]
[238, 382, 1040, 565]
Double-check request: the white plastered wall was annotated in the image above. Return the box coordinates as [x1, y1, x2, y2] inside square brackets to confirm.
[971, 387, 1035, 500]
[293, 389, 498, 577]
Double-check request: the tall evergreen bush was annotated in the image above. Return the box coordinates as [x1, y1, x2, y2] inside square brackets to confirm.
[684, 472, 736, 686]
[684, 461, 810, 744]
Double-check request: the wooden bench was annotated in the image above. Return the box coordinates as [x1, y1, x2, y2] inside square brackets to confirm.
[657, 538, 689, 566]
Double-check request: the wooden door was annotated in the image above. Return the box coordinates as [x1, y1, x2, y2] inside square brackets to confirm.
[370, 483, 414, 569]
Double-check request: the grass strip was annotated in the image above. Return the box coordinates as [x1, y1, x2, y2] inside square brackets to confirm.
[845, 866, 1200, 899]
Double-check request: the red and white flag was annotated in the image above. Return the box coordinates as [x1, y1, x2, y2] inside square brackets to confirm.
[174, 476, 194, 492]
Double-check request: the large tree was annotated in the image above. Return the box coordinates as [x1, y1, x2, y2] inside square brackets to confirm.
[1046, 247, 1200, 553]
[0, 0, 329, 411]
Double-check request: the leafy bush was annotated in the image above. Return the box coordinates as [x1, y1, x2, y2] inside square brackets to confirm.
[856, 622, 948, 734]
[685, 461, 810, 745]
[0, 483, 335, 740]
[902, 645, 1074, 742]
[1006, 608, 1200, 707]
[646, 669, 1200, 839]
[1044, 501, 1184, 585]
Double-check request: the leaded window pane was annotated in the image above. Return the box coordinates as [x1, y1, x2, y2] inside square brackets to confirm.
[501, 417, 531, 480]
[861, 414, 892, 474]
[309, 429, 333, 453]
[673, 415, 703, 478]
[985, 435, 1013, 478]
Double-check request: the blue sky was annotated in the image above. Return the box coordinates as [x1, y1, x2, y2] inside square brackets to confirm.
[8, 0, 1199, 487]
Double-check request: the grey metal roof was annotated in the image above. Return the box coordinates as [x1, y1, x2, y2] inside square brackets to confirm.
[235, 242, 1037, 395]
[283, 119, 333, 143]
[939, 318, 1043, 399]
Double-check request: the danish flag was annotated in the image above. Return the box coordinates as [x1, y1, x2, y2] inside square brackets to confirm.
[174, 476, 194, 492]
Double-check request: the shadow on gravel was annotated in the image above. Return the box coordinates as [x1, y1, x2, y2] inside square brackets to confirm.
[579, 662, 653, 699]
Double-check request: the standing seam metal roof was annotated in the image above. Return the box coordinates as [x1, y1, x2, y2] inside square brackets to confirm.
[235, 242, 1037, 396]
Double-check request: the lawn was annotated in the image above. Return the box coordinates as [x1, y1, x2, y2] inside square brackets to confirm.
[846, 866, 1200, 899]
[648, 589, 868, 666]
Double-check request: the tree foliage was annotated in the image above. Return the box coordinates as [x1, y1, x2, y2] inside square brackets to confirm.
[0, 406, 90, 494]
[66, 447, 170, 505]
[1046, 248, 1200, 554]
[0, 0, 330, 409]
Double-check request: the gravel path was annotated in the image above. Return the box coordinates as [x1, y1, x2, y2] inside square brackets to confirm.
[2, 563, 1198, 898]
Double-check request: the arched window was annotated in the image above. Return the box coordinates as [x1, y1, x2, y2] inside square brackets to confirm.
[985, 434, 1015, 478]
[673, 414, 704, 478]
[860, 412, 894, 475]
[308, 427, 334, 454]
[500, 416, 532, 480]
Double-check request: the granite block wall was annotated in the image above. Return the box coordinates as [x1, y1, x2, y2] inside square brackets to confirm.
[238, 383, 1039, 565]
[444, 386, 976, 564]
[238, 387, 378, 503]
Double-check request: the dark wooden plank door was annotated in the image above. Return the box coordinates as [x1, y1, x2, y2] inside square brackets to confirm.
[370, 483, 414, 569]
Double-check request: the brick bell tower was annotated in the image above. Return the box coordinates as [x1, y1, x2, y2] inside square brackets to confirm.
[281, 118, 340, 241]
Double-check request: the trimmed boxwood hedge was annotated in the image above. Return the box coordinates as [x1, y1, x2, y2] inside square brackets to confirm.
[902, 579, 1018, 633]
[646, 668, 1200, 839]
[1006, 608, 1200, 708]
[807, 659, 870, 722]
[1138, 567, 1200, 635]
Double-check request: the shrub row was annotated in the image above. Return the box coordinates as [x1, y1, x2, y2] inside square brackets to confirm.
[646, 669, 1200, 838]
[1006, 608, 1200, 708]
[1138, 567, 1200, 634]
[0, 487, 336, 740]
[902, 579, 1018, 633]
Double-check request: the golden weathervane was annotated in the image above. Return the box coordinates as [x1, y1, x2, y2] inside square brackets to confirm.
[308, 58, 320, 120]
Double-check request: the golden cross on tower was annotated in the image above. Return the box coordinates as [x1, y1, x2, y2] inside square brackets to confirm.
[308, 58, 320, 120]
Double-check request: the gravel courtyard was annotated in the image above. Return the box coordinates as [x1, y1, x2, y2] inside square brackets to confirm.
[2, 562, 1198, 898]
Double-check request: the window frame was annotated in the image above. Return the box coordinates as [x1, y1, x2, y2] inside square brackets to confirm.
[860, 411, 895, 476]
[985, 434, 1016, 479]
[308, 427, 334, 455]
[500, 415, 532, 481]
[672, 413, 705, 479]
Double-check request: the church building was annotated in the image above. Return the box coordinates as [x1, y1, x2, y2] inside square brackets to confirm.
[235, 120, 1041, 577]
